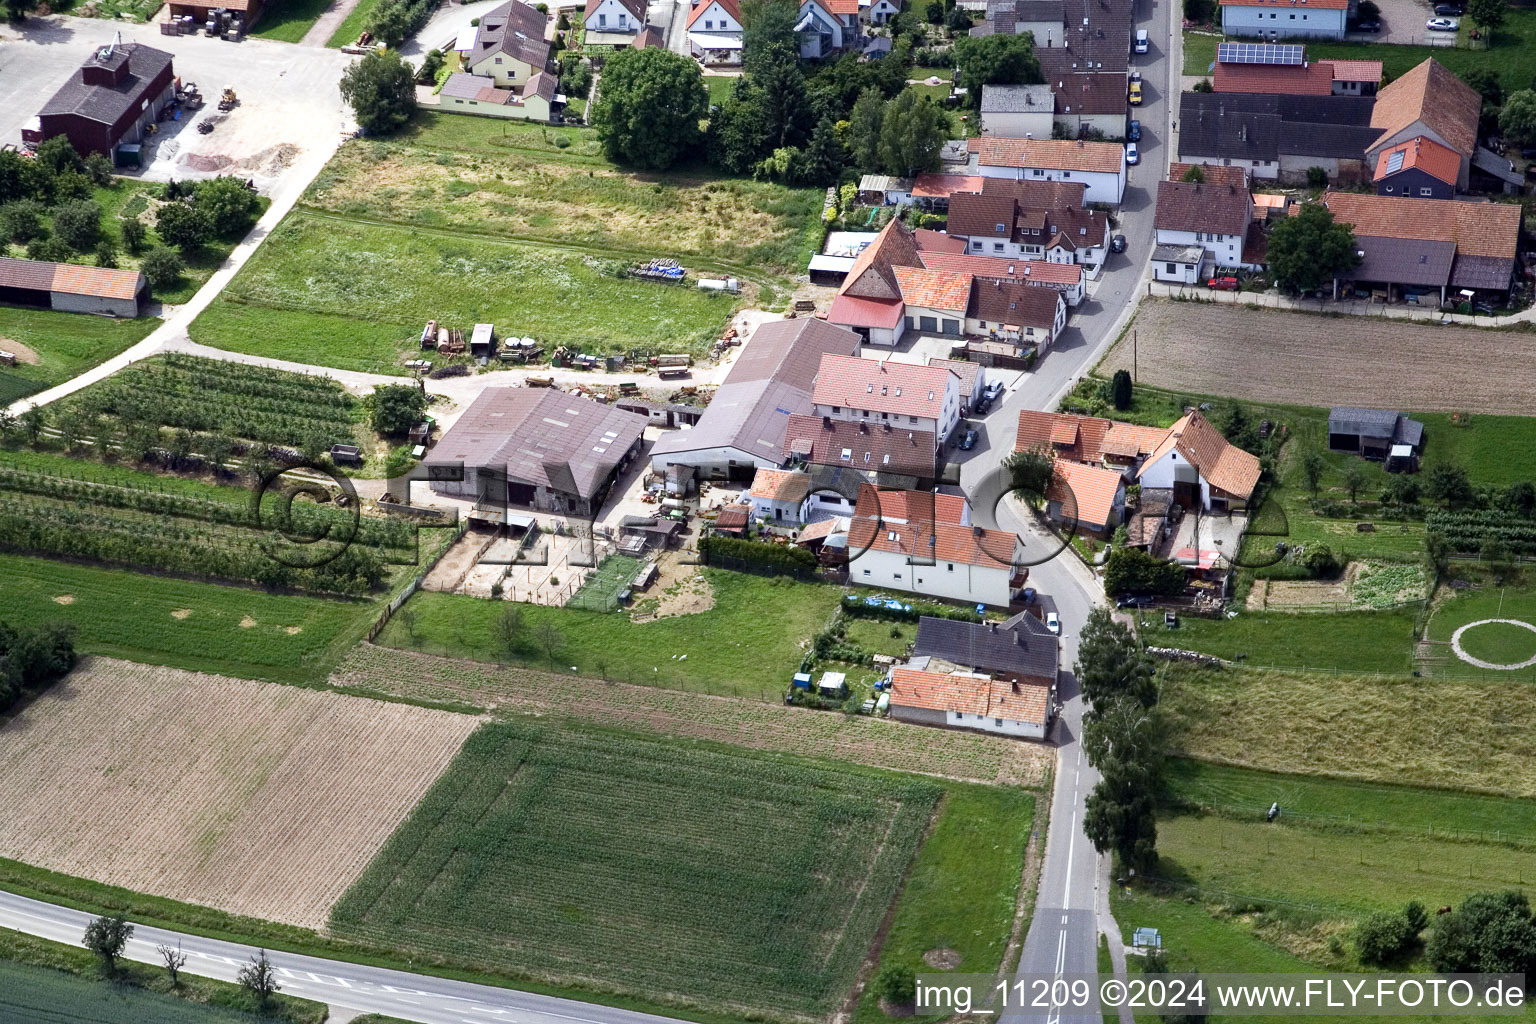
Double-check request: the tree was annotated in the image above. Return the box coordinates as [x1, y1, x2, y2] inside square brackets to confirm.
[592, 49, 707, 171]
[238, 949, 281, 1008]
[158, 942, 188, 987]
[1468, 0, 1504, 32]
[1426, 528, 1453, 577]
[1266, 203, 1359, 294]
[82, 150, 114, 187]
[155, 201, 215, 252]
[1354, 0, 1378, 19]
[341, 49, 418, 137]
[494, 605, 527, 659]
[1427, 891, 1536, 974]
[139, 246, 185, 290]
[1109, 369, 1133, 410]
[873, 963, 916, 1005]
[1426, 461, 1474, 507]
[1506, 481, 1536, 517]
[1305, 165, 1328, 189]
[846, 86, 886, 174]
[1083, 696, 1165, 873]
[369, 383, 428, 437]
[1481, 532, 1515, 583]
[742, 0, 799, 71]
[1, 199, 47, 243]
[194, 177, 261, 237]
[1356, 910, 1416, 966]
[953, 34, 1042, 103]
[1304, 543, 1340, 579]
[946, 3, 972, 30]
[798, 116, 847, 184]
[94, 240, 118, 268]
[1499, 90, 1536, 147]
[536, 620, 564, 662]
[1191, 78, 1213, 93]
[1301, 448, 1326, 495]
[119, 216, 147, 254]
[1462, 67, 1504, 107]
[18, 407, 46, 445]
[1074, 607, 1156, 714]
[417, 48, 446, 84]
[1004, 445, 1054, 499]
[3, 0, 39, 20]
[1184, 0, 1215, 22]
[1385, 473, 1421, 506]
[83, 915, 134, 975]
[35, 136, 84, 177]
[753, 51, 812, 150]
[27, 236, 72, 262]
[1341, 461, 1367, 503]
[706, 81, 774, 174]
[877, 88, 945, 176]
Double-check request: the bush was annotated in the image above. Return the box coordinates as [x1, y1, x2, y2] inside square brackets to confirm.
[119, 216, 146, 254]
[194, 176, 261, 237]
[139, 246, 185, 290]
[699, 534, 817, 572]
[0, 620, 77, 714]
[369, 382, 429, 437]
[840, 594, 982, 623]
[0, 199, 47, 243]
[1356, 910, 1415, 966]
[1306, 166, 1328, 189]
[155, 201, 215, 252]
[873, 964, 916, 1005]
[51, 199, 101, 251]
[1304, 543, 1342, 579]
[25, 236, 71, 262]
[1103, 546, 1185, 596]
[1184, 0, 1214, 19]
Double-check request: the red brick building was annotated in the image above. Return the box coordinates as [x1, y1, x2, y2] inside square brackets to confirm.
[34, 42, 175, 159]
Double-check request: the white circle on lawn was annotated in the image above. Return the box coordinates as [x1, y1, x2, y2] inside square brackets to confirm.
[1449, 619, 1536, 670]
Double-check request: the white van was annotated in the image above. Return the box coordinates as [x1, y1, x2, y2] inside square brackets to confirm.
[1134, 28, 1149, 52]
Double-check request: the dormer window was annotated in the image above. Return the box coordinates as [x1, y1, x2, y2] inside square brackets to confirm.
[866, 383, 874, 393]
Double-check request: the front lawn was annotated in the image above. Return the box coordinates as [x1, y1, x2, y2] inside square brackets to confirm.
[1182, 30, 1220, 76]
[379, 569, 846, 697]
[190, 212, 738, 371]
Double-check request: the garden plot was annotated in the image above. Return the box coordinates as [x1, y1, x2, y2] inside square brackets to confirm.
[0, 658, 476, 929]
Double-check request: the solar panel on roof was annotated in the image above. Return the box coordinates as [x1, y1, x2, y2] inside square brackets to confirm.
[1385, 149, 1405, 174]
[1215, 41, 1305, 66]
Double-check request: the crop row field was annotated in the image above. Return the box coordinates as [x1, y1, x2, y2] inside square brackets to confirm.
[310, 116, 824, 277]
[0, 658, 477, 930]
[331, 720, 939, 1022]
[190, 213, 740, 372]
[333, 643, 1052, 786]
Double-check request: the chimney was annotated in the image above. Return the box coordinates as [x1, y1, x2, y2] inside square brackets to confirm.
[860, 421, 869, 433]
[822, 415, 832, 427]
[989, 620, 998, 632]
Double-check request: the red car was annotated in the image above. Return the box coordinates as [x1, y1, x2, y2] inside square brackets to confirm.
[1208, 276, 1240, 291]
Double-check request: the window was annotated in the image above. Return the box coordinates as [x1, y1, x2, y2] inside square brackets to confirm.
[832, 405, 841, 413]
[995, 222, 1006, 233]
[909, 415, 918, 424]
[1289, 12, 1295, 17]
[972, 239, 983, 250]
[1385, 185, 1394, 193]
[1195, 231, 1203, 242]
[1252, 160, 1260, 167]
[894, 572, 902, 580]
[599, 12, 606, 23]
[840, 448, 852, 460]
[866, 383, 874, 393]
[495, 56, 503, 62]
[705, 18, 713, 26]
[1165, 263, 1177, 273]
[947, 563, 954, 571]
[995, 718, 1003, 726]
[979, 320, 987, 328]
[862, 569, 871, 576]
[993, 242, 1004, 252]
[1420, 187, 1433, 196]
[1063, 171, 1071, 178]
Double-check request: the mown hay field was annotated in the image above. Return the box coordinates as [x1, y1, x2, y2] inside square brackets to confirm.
[1102, 302, 1536, 416]
[1162, 663, 1536, 797]
[191, 213, 739, 372]
[306, 115, 823, 276]
[0, 658, 477, 928]
[331, 720, 939, 1022]
[333, 644, 1051, 787]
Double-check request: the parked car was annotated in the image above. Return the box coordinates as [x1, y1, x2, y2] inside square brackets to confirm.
[1353, 17, 1381, 30]
[1045, 611, 1061, 635]
[959, 428, 978, 450]
[1129, 69, 1142, 83]
[1134, 28, 1149, 52]
[1425, 16, 1458, 30]
[1115, 594, 1152, 609]
[1433, 3, 1463, 14]
[983, 380, 1004, 402]
[1128, 80, 1143, 105]
[1110, 233, 1127, 253]
[973, 394, 992, 414]
[1127, 119, 1141, 142]
[1208, 275, 1239, 290]
[1126, 141, 1140, 165]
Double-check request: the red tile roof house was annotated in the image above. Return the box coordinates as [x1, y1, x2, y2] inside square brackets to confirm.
[966, 277, 1066, 353]
[687, 0, 743, 62]
[945, 185, 1110, 279]
[1372, 136, 1459, 201]
[846, 485, 1027, 607]
[744, 467, 812, 524]
[1153, 179, 1261, 272]
[33, 42, 174, 159]
[888, 665, 1053, 739]
[812, 353, 964, 449]
[1363, 58, 1481, 192]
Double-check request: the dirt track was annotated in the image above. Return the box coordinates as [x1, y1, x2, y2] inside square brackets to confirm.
[1102, 301, 1536, 414]
[0, 658, 476, 929]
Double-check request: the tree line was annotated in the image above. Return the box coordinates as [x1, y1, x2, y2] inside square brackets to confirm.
[0, 619, 75, 715]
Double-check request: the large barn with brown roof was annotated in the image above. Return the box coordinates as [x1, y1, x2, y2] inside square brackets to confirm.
[33, 42, 175, 160]
[1364, 58, 1480, 191]
[0, 257, 147, 318]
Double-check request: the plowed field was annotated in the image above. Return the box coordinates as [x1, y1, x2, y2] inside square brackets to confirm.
[1103, 302, 1536, 415]
[0, 658, 476, 929]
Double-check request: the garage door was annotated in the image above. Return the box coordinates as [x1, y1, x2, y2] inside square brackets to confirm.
[941, 318, 960, 336]
[919, 315, 938, 333]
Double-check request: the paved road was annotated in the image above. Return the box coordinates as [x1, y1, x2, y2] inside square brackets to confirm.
[960, 0, 1178, 1017]
[0, 890, 693, 1024]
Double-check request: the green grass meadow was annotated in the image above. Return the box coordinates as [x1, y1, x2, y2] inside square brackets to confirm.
[1142, 607, 1418, 674]
[0, 306, 155, 404]
[379, 570, 845, 696]
[852, 784, 1035, 1024]
[1424, 582, 1536, 680]
[249, 0, 333, 41]
[191, 213, 738, 371]
[325, 0, 380, 45]
[332, 719, 940, 1022]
